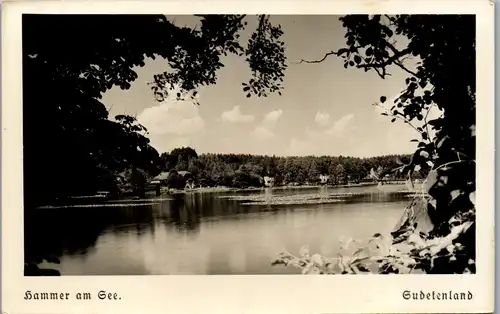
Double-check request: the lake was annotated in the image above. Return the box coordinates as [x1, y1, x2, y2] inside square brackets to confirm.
[25, 184, 413, 275]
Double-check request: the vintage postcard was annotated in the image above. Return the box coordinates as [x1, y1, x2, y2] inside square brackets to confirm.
[1, 0, 495, 313]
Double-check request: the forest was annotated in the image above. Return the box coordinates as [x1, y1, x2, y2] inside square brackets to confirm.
[157, 147, 416, 189]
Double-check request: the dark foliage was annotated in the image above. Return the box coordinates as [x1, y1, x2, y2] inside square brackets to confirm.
[289, 14, 476, 274]
[23, 14, 286, 208]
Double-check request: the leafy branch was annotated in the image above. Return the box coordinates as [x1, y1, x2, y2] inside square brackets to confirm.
[372, 101, 424, 136]
[275, 14, 476, 275]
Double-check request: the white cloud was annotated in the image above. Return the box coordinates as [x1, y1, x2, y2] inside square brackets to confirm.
[325, 113, 355, 136]
[314, 111, 330, 127]
[221, 105, 255, 123]
[249, 109, 283, 141]
[263, 109, 283, 124]
[286, 131, 362, 157]
[137, 100, 205, 135]
[286, 128, 333, 156]
[250, 125, 276, 140]
[285, 113, 358, 156]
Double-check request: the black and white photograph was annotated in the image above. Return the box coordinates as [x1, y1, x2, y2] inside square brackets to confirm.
[21, 13, 479, 277]
[2, 2, 495, 312]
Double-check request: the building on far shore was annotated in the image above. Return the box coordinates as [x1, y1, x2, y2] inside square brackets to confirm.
[152, 170, 192, 188]
[264, 176, 275, 187]
[152, 171, 171, 185]
[319, 174, 329, 185]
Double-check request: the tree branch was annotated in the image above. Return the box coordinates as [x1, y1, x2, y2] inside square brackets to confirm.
[423, 103, 435, 145]
[383, 43, 418, 76]
[294, 41, 417, 80]
[373, 102, 422, 135]
[293, 50, 339, 64]
[357, 47, 412, 78]
[394, 60, 418, 77]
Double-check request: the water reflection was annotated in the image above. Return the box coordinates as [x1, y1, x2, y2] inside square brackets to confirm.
[25, 185, 411, 275]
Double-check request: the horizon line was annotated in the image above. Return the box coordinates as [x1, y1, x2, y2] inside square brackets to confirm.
[160, 147, 413, 159]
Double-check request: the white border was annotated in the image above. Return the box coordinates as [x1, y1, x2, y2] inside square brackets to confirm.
[2, 1, 495, 313]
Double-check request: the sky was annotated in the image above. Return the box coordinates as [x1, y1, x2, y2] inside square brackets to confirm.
[102, 15, 441, 158]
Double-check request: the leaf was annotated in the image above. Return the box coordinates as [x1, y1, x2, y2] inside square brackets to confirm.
[380, 96, 387, 103]
[450, 189, 461, 201]
[243, 86, 250, 92]
[337, 254, 345, 273]
[470, 124, 476, 137]
[419, 150, 430, 158]
[350, 264, 361, 274]
[381, 112, 388, 116]
[311, 253, 324, 267]
[246, 93, 251, 98]
[365, 47, 373, 56]
[391, 118, 396, 122]
[428, 118, 442, 126]
[353, 247, 366, 257]
[357, 264, 370, 272]
[337, 48, 349, 55]
[354, 55, 362, 64]
[299, 245, 310, 258]
[436, 135, 449, 148]
[410, 139, 419, 142]
[302, 262, 314, 274]
[469, 191, 476, 206]
[423, 170, 439, 193]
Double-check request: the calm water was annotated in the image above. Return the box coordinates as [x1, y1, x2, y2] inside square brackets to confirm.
[25, 184, 412, 275]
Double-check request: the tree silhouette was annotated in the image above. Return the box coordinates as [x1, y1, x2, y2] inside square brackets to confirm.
[23, 14, 286, 207]
[288, 15, 476, 274]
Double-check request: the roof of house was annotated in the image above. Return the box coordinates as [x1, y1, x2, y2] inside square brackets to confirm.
[153, 170, 191, 181]
[153, 172, 171, 181]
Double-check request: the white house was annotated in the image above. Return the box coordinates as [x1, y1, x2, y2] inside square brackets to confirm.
[264, 176, 275, 187]
[319, 174, 329, 185]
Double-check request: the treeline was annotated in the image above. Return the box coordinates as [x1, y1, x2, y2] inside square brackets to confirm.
[159, 147, 418, 189]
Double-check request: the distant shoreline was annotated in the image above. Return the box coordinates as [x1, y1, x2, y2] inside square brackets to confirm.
[163, 181, 408, 195]
[33, 182, 417, 209]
